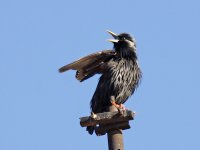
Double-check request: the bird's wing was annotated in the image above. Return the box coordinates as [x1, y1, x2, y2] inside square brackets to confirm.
[59, 50, 116, 82]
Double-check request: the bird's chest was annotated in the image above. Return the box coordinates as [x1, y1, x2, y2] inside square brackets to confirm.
[108, 59, 135, 89]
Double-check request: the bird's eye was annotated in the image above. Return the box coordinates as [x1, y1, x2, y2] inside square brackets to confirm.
[122, 37, 126, 40]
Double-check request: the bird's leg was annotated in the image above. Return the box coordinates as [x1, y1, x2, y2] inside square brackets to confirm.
[110, 96, 124, 114]
[110, 96, 120, 108]
[110, 96, 126, 110]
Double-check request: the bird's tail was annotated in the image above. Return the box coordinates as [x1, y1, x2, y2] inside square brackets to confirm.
[86, 126, 95, 135]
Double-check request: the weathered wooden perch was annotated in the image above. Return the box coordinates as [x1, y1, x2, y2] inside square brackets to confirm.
[80, 109, 135, 136]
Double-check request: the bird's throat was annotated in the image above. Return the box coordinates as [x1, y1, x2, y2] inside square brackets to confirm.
[116, 47, 137, 60]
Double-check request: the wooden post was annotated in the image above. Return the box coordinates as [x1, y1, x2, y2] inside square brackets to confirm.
[80, 107, 135, 150]
[107, 105, 124, 150]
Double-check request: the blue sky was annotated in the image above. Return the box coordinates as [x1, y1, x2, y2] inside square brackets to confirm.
[0, 0, 200, 149]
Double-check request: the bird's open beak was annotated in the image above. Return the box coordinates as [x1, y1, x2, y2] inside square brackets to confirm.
[107, 30, 119, 43]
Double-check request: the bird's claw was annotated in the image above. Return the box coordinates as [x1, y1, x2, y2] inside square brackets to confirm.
[117, 104, 126, 115]
[119, 104, 126, 110]
[90, 112, 97, 119]
[110, 99, 126, 115]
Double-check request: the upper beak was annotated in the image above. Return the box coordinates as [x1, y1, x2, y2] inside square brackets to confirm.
[107, 30, 118, 39]
[107, 30, 119, 43]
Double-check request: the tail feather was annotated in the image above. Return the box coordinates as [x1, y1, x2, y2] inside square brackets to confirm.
[86, 126, 95, 135]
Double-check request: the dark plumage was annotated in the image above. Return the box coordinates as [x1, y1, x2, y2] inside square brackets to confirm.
[59, 30, 142, 135]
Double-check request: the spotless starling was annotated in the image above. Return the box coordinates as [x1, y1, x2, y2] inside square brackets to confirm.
[59, 30, 142, 134]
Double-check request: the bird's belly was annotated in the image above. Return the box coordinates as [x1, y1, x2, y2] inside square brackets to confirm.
[109, 65, 135, 104]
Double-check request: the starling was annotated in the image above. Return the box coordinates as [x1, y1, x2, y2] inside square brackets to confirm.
[59, 30, 142, 134]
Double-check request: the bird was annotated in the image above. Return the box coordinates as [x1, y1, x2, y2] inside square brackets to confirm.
[59, 30, 142, 134]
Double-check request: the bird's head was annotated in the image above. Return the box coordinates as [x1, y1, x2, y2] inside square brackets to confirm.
[107, 30, 136, 52]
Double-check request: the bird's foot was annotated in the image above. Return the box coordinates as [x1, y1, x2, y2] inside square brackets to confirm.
[119, 104, 126, 110]
[110, 100, 126, 115]
[117, 104, 126, 115]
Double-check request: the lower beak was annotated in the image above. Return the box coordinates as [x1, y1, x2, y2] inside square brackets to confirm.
[107, 39, 119, 43]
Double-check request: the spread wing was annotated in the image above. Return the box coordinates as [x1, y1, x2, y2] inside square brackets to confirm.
[59, 50, 116, 82]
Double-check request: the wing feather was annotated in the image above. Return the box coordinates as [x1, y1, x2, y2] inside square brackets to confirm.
[59, 50, 116, 81]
